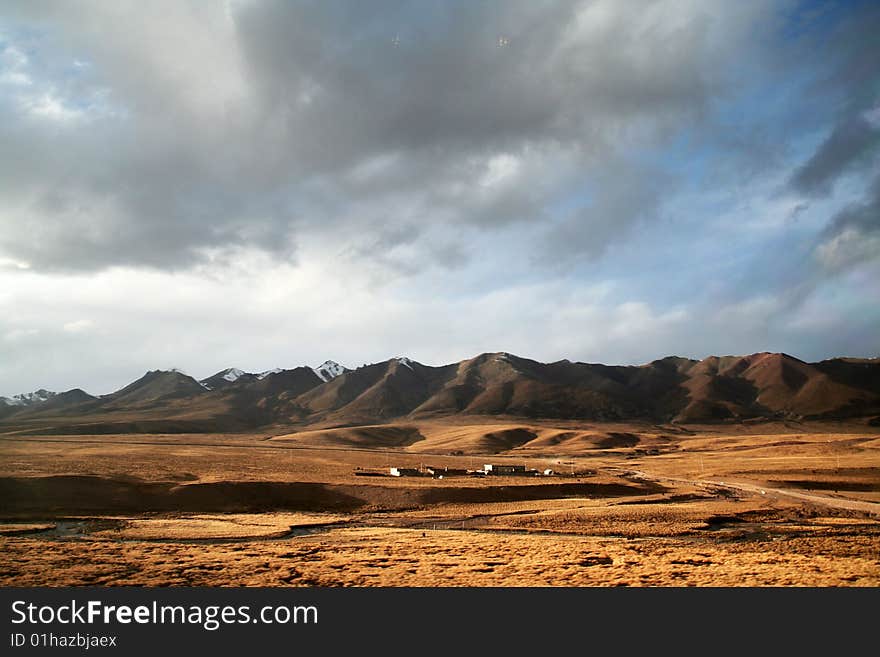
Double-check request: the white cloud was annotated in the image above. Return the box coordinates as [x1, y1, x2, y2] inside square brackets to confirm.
[62, 319, 94, 333]
[0, 256, 30, 270]
[22, 92, 82, 122]
[480, 153, 521, 188]
[3, 327, 39, 342]
[0, 69, 30, 86]
[815, 227, 880, 272]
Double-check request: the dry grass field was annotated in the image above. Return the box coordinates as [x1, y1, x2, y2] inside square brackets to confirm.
[1, 418, 878, 586]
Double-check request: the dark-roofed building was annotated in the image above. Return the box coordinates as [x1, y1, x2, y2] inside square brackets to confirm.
[483, 464, 529, 475]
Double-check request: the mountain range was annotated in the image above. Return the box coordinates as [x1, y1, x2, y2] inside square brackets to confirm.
[1, 353, 879, 433]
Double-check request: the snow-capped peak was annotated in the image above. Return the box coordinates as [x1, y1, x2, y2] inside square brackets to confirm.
[312, 360, 346, 382]
[395, 357, 414, 370]
[162, 367, 193, 377]
[222, 367, 246, 382]
[257, 368, 282, 380]
[0, 389, 56, 406]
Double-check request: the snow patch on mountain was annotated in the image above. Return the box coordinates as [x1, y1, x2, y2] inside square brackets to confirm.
[257, 368, 282, 380]
[222, 368, 246, 382]
[395, 357, 414, 370]
[163, 368, 195, 377]
[0, 389, 56, 406]
[312, 360, 347, 382]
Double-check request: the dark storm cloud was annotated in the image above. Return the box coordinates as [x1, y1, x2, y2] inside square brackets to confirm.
[788, 98, 880, 275]
[827, 174, 880, 235]
[540, 160, 674, 264]
[789, 114, 880, 197]
[232, 0, 719, 164]
[0, 1, 776, 273]
[815, 173, 880, 271]
[776, 3, 880, 278]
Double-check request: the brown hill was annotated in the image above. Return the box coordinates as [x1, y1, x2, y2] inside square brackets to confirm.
[199, 368, 258, 391]
[269, 421, 677, 456]
[272, 424, 426, 449]
[102, 370, 209, 408]
[249, 368, 323, 396]
[675, 353, 876, 422]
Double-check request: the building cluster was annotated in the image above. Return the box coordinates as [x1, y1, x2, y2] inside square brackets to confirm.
[388, 464, 554, 478]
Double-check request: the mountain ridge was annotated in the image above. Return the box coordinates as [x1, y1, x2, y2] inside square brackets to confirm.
[2, 352, 878, 431]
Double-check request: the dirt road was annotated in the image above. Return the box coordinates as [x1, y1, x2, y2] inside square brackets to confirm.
[620, 468, 880, 517]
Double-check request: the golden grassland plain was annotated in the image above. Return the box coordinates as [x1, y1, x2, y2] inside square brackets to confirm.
[1, 418, 878, 586]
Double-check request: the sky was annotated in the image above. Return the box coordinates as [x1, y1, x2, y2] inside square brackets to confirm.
[1, 0, 879, 397]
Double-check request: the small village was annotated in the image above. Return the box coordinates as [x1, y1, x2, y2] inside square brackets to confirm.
[355, 463, 557, 479]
